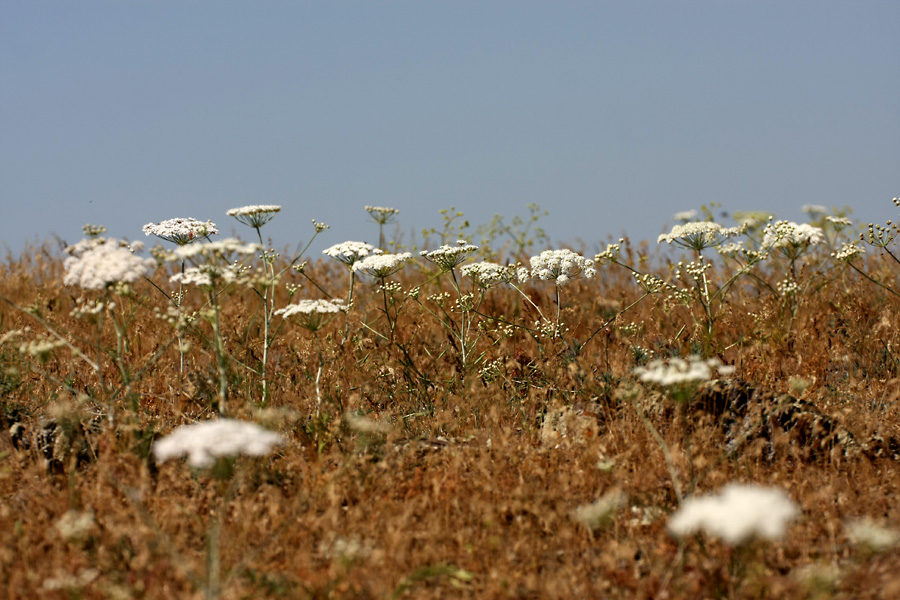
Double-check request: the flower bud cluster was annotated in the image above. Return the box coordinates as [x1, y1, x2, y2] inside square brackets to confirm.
[594, 239, 624, 265]
[832, 242, 865, 262]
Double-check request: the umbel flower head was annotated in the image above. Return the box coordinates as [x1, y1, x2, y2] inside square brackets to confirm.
[460, 261, 517, 289]
[226, 205, 282, 228]
[323, 241, 383, 267]
[668, 483, 799, 545]
[143, 217, 218, 245]
[527, 249, 596, 286]
[762, 220, 824, 256]
[658, 222, 743, 252]
[365, 205, 400, 224]
[172, 238, 262, 262]
[275, 298, 347, 331]
[420, 240, 479, 271]
[169, 264, 242, 289]
[63, 238, 155, 290]
[351, 252, 413, 279]
[634, 355, 735, 387]
[153, 418, 282, 469]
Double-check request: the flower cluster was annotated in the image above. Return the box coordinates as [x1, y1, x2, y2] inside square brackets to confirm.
[668, 483, 799, 545]
[63, 239, 156, 290]
[634, 355, 734, 387]
[460, 261, 517, 289]
[226, 205, 282, 228]
[672, 209, 698, 222]
[275, 298, 346, 318]
[365, 205, 400, 223]
[527, 249, 596, 286]
[170, 264, 242, 289]
[275, 298, 347, 331]
[172, 238, 262, 262]
[420, 240, 479, 271]
[658, 222, 743, 252]
[153, 419, 282, 469]
[323, 241, 383, 267]
[762, 221, 824, 252]
[351, 252, 413, 279]
[142, 217, 218, 245]
[846, 518, 900, 552]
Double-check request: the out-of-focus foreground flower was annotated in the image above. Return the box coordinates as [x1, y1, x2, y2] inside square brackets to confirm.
[153, 419, 282, 469]
[63, 239, 155, 290]
[668, 483, 799, 545]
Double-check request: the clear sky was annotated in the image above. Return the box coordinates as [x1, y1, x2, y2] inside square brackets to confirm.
[2, 1, 898, 258]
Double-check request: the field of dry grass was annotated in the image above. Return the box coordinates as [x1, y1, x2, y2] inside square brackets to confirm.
[1, 209, 899, 599]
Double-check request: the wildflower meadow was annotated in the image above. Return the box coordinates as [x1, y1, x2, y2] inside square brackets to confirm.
[2, 201, 900, 598]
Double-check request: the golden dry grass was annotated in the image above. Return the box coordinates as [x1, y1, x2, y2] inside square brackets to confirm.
[1, 233, 900, 599]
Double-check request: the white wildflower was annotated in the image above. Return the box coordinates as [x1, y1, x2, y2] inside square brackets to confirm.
[846, 518, 900, 552]
[323, 241, 383, 267]
[572, 489, 627, 530]
[344, 412, 392, 434]
[777, 278, 800, 297]
[668, 483, 799, 545]
[54, 509, 96, 543]
[18, 337, 66, 362]
[173, 238, 262, 262]
[63, 238, 155, 290]
[826, 216, 853, 227]
[460, 261, 516, 289]
[762, 221, 824, 253]
[226, 205, 282, 228]
[81, 224, 106, 238]
[658, 222, 743, 252]
[528, 249, 596, 285]
[275, 298, 346, 318]
[143, 217, 218, 245]
[276, 298, 347, 331]
[634, 355, 734, 387]
[733, 211, 773, 230]
[717, 241, 744, 257]
[153, 419, 282, 469]
[42, 568, 99, 591]
[420, 240, 479, 271]
[802, 204, 828, 215]
[365, 205, 400, 223]
[673, 209, 698, 222]
[169, 264, 241, 289]
[351, 252, 413, 278]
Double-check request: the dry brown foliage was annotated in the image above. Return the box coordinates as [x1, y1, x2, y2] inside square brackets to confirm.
[1, 235, 899, 599]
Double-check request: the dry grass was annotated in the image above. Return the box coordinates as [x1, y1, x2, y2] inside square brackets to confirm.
[1, 231, 900, 599]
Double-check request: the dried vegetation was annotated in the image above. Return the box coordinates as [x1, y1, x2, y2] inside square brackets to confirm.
[1, 215, 899, 599]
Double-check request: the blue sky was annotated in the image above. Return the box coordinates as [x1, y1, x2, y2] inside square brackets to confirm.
[2, 1, 898, 258]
